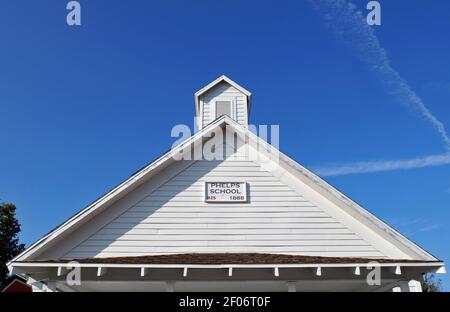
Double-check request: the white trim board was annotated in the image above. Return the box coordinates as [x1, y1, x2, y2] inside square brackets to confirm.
[11, 261, 444, 269]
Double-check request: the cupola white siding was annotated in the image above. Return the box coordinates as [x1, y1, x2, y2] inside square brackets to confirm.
[199, 81, 248, 127]
[196, 76, 251, 129]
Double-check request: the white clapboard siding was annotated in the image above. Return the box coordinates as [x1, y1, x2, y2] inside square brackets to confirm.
[88, 234, 358, 241]
[68, 245, 380, 254]
[97, 228, 353, 235]
[149, 190, 299, 197]
[129, 207, 323, 213]
[64, 159, 386, 259]
[202, 102, 212, 127]
[119, 212, 329, 218]
[140, 197, 307, 202]
[81, 240, 372, 247]
[104, 223, 349, 230]
[133, 202, 315, 207]
[171, 177, 278, 182]
[113, 218, 337, 224]
[162, 181, 287, 187]
[189, 161, 259, 168]
[168, 171, 270, 177]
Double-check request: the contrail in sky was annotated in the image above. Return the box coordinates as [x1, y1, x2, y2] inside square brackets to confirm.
[308, 0, 450, 176]
[314, 153, 450, 176]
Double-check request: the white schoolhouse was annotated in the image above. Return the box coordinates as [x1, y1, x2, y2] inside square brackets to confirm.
[8, 76, 445, 292]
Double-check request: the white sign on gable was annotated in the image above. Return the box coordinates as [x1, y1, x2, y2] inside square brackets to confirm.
[205, 182, 247, 203]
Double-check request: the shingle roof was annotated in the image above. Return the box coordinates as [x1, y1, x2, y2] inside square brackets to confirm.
[29, 253, 439, 265]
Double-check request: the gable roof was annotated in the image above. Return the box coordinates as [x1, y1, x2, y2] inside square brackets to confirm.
[8, 116, 439, 267]
[1, 276, 31, 293]
[194, 75, 252, 117]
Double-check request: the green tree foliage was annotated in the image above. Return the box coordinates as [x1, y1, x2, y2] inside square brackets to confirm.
[0, 203, 25, 287]
[422, 273, 442, 292]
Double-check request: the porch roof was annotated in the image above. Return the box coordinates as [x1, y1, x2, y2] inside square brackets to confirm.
[14, 253, 443, 265]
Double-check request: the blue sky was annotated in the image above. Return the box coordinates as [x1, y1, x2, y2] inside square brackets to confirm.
[1, 0, 449, 289]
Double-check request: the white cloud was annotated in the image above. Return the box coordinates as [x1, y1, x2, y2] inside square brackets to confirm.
[308, 0, 450, 175]
[391, 218, 441, 237]
[409, 224, 441, 237]
[308, 0, 450, 150]
[314, 153, 450, 176]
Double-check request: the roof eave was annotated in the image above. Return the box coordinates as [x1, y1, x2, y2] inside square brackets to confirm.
[10, 261, 446, 271]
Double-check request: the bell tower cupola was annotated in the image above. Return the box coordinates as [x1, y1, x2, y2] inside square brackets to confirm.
[195, 75, 252, 129]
